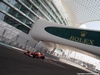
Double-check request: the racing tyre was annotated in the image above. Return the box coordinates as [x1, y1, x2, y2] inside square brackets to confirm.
[41, 56, 45, 60]
[32, 54, 35, 58]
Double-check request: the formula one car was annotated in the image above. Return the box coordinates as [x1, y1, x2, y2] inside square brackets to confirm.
[24, 51, 45, 59]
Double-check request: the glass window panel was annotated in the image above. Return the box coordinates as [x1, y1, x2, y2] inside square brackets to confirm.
[4, 15, 21, 27]
[16, 13, 26, 22]
[37, 11, 46, 19]
[21, 0, 31, 7]
[31, 6, 38, 13]
[28, 12, 34, 19]
[6, 0, 17, 5]
[42, 0, 48, 8]
[14, 3, 21, 9]
[8, 8, 18, 17]
[4, 14, 17, 26]
[20, 6, 29, 14]
[0, 12, 5, 20]
[44, 11, 49, 17]
[1, 13, 30, 34]
[0, 2, 10, 12]
[7, 7, 27, 23]
[16, 25, 30, 34]
[48, 14, 52, 19]
[51, 18, 55, 22]
[25, 19, 33, 27]
[32, 0, 40, 6]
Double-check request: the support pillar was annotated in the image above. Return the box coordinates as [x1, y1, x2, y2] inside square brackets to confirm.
[50, 43, 57, 54]
[33, 41, 43, 52]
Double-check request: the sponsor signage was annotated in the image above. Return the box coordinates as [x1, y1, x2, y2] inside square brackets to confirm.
[45, 27, 100, 47]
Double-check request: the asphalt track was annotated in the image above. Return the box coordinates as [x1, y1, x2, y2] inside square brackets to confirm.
[0, 45, 89, 75]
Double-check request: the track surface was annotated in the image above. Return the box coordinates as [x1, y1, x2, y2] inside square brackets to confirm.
[0, 45, 89, 75]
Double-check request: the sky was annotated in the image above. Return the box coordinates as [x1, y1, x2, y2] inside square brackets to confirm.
[79, 21, 100, 31]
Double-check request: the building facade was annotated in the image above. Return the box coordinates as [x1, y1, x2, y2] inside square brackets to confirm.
[0, 0, 68, 34]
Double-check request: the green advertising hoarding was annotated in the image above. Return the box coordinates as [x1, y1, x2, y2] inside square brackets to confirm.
[45, 27, 100, 47]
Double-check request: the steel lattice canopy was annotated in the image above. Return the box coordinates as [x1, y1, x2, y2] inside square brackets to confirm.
[61, 0, 100, 27]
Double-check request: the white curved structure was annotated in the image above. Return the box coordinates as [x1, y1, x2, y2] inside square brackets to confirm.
[31, 19, 100, 56]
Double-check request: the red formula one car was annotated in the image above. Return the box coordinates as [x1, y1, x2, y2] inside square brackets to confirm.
[24, 51, 45, 59]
